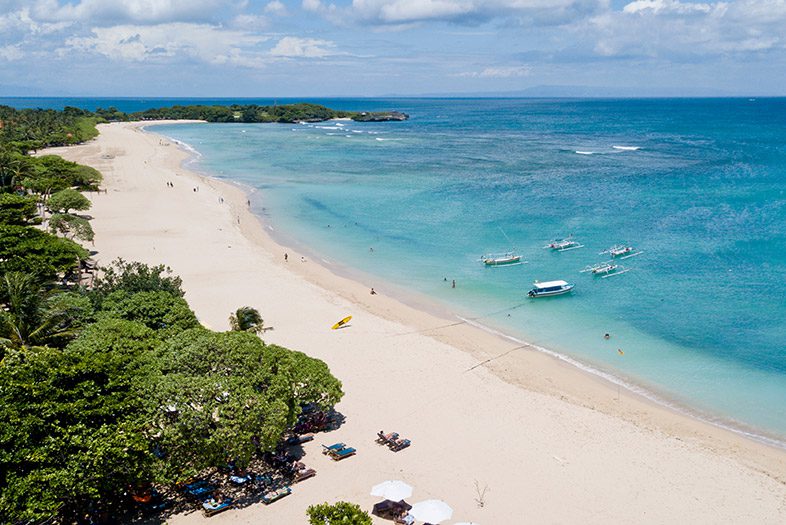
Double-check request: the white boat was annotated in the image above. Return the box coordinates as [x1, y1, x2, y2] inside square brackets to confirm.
[545, 237, 584, 252]
[600, 244, 642, 259]
[482, 252, 525, 266]
[580, 261, 630, 278]
[528, 280, 575, 298]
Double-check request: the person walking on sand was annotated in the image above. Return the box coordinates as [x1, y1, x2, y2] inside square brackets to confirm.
[284, 253, 288, 262]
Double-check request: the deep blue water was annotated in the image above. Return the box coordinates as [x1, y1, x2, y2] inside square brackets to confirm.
[7, 97, 785, 442]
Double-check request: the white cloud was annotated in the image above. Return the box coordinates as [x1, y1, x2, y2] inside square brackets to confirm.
[623, 0, 715, 15]
[264, 0, 287, 15]
[0, 44, 24, 60]
[458, 65, 531, 77]
[30, 0, 239, 25]
[269, 36, 337, 58]
[65, 23, 270, 67]
[349, 0, 607, 25]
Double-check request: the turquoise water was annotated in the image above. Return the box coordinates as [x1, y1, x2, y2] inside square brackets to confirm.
[147, 99, 786, 443]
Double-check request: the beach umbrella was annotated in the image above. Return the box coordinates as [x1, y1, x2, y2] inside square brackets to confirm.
[409, 499, 453, 524]
[371, 480, 413, 501]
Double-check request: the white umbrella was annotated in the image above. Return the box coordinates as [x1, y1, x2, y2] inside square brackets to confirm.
[409, 499, 453, 524]
[371, 480, 413, 501]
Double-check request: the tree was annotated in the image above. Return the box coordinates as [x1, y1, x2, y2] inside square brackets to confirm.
[307, 501, 373, 525]
[48, 212, 94, 242]
[98, 290, 200, 340]
[0, 319, 158, 522]
[47, 188, 91, 214]
[229, 305, 271, 334]
[0, 273, 93, 353]
[0, 225, 87, 281]
[147, 329, 343, 481]
[92, 259, 184, 301]
[0, 193, 39, 225]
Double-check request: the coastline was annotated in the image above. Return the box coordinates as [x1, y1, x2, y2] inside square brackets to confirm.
[47, 121, 786, 523]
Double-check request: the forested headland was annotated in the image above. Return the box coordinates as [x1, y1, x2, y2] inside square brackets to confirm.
[0, 106, 345, 523]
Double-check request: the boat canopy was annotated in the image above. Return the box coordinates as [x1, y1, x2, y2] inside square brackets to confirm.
[533, 280, 569, 288]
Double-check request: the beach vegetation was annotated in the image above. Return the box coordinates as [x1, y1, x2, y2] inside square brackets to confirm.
[0, 193, 40, 225]
[91, 258, 185, 300]
[46, 187, 92, 214]
[0, 225, 88, 281]
[98, 289, 199, 339]
[307, 501, 373, 524]
[229, 305, 270, 334]
[48, 213, 95, 242]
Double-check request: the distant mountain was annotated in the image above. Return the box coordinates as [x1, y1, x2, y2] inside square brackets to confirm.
[404, 85, 739, 98]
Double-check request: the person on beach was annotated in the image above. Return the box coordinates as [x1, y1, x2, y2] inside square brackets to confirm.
[284, 253, 288, 262]
[370, 288, 377, 295]
[452, 279, 456, 288]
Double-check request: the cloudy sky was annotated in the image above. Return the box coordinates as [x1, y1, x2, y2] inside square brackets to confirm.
[1, 0, 784, 96]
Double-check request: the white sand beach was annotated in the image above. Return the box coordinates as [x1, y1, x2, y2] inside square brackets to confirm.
[47, 122, 786, 524]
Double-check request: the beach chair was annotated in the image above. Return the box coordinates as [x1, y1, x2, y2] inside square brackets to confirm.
[327, 446, 356, 461]
[376, 431, 399, 445]
[321, 442, 346, 454]
[261, 485, 292, 504]
[202, 497, 234, 517]
[293, 467, 317, 483]
[388, 438, 411, 452]
[181, 480, 215, 499]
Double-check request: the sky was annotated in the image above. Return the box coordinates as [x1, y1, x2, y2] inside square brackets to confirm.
[1, 0, 785, 97]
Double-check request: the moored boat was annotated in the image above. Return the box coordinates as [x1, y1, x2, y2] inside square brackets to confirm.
[600, 244, 642, 259]
[545, 237, 584, 252]
[528, 280, 575, 297]
[580, 261, 630, 278]
[483, 252, 524, 266]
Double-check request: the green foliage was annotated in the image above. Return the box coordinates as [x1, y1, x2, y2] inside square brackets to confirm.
[0, 273, 93, 352]
[286, 347, 344, 410]
[0, 105, 101, 152]
[47, 188, 92, 214]
[0, 193, 39, 225]
[99, 290, 200, 340]
[0, 225, 87, 281]
[92, 259, 185, 301]
[229, 305, 269, 334]
[307, 501, 373, 525]
[0, 147, 32, 190]
[48, 213, 94, 241]
[0, 319, 158, 522]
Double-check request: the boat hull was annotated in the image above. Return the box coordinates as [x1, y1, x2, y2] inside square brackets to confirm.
[528, 284, 575, 298]
[484, 256, 521, 266]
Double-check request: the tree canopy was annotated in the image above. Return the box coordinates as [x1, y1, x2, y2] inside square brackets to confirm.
[307, 501, 373, 525]
[47, 188, 92, 214]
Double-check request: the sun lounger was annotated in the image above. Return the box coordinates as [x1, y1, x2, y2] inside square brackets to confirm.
[376, 431, 399, 445]
[182, 480, 215, 499]
[261, 485, 291, 504]
[202, 497, 234, 517]
[294, 467, 317, 482]
[321, 442, 346, 454]
[388, 438, 411, 452]
[327, 446, 356, 460]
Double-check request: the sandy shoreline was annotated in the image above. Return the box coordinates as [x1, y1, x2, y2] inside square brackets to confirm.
[47, 121, 786, 523]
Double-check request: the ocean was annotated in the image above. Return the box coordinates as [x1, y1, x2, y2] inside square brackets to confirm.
[6, 97, 785, 444]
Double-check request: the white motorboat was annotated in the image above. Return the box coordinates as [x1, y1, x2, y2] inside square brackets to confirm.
[528, 280, 575, 297]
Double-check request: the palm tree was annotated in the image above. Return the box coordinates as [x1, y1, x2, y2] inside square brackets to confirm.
[228, 306, 271, 334]
[0, 272, 87, 351]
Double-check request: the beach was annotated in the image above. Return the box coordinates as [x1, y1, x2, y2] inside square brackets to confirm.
[47, 121, 786, 524]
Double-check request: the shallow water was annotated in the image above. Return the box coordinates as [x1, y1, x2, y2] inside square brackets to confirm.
[139, 98, 785, 442]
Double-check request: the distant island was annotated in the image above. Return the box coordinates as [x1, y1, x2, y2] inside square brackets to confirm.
[98, 103, 409, 124]
[0, 103, 408, 151]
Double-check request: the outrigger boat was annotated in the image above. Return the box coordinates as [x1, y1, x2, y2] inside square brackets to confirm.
[528, 280, 575, 298]
[580, 261, 630, 278]
[545, 237, 584, 252]
[482, 252, 525, 267]
[600, 244, 642, 259]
